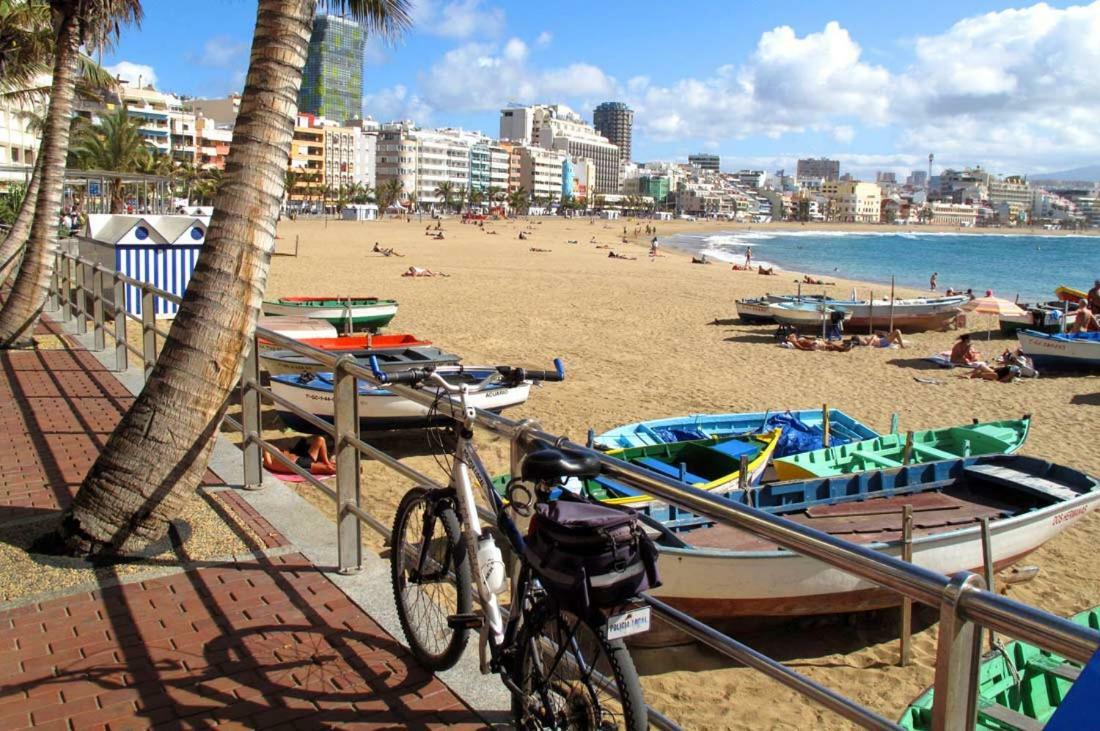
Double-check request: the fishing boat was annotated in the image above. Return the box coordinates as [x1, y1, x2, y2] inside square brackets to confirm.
[592, 454, 1099, 619]
[269, 366, 531, 431]
[257, 315, 337, 343]
[763, 295, 967, 331]
[296, 333, 430, 351]
[595, 409, 880, 458]
[1018, 330, 1100, 370]
[768, 301, 852, 327]
[260, 345, 461, 377]
[604, 431, 780, 497]
[772, 417, 1031, 480]
[999, 301, 1077, 336]
[261, 297, 398, 331]
[900, 605, 1099, 730]
[734, 298, 774, 324]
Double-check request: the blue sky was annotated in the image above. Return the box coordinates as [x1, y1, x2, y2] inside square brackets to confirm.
[104, 1, 1100, 177]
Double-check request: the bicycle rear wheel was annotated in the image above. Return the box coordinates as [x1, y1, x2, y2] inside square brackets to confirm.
[390, 487, 472, 671]
[511, 604, 647, 731]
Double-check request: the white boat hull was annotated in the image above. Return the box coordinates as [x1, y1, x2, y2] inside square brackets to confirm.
[652, 492, 1099, 618]
[1018, 331, 1100, 369]
[270, 371, 531, 430]
[261, 302, 398, 322]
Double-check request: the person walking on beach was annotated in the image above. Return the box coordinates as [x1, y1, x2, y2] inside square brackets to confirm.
[745, 247, 753, 269]
[929, 272, 938, 291]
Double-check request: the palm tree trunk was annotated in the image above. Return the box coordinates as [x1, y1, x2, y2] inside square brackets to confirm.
[0, 154, 43, 286]
[0, 10, 80, 346]
[55, 0, 312, 556]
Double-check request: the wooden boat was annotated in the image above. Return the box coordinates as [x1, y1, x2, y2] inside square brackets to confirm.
[257, 315, 337, 344]
[593, 455, 1099, 619]
[605, 431, 781, 495]
[269, 366, 531, 431]
[999, 301, 1077, 335]
[758, 294, 966, 331]
[735, 298, 776, 324]
[1018, 330, 1100, 370]
[260, 345, 461, 376]
[900, 605, 1099, 730]
[595, 409, 880, 459]
[1055, 285, 1086, 303]
[296, 333, 430, 351]
[773, 417, 1031, 480]
[768, 301, 852, 327]
[260, 297, 398, 330]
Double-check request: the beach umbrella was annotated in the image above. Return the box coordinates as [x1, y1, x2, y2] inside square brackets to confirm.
[961, 294, 1026, 340]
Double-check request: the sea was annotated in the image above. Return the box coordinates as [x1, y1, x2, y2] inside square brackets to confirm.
[663, 229, 1099, 302]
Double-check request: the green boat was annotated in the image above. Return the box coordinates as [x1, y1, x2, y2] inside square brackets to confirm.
[900, 606, 1098, 730]
[772, 417, 1030, 481]
[260, 296, 398, 330]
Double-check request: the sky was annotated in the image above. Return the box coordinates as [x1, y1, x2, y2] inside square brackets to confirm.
[102, 1, 1100, 179]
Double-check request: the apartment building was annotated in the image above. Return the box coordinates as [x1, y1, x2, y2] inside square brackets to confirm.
[0, 95, 42, 184]
[928, 202, 978, 227]
[988, 175, 1033, 222]
[517, 145, 565, 201]
[375, 122, 478, 206]
[288, 114, 325, 203]
[688, 154, 719, 173]
[593, 101, 633, 162]
[500, 104, 621, 194]
[821, 180, 882, 223]
[796, 157, 840, 182]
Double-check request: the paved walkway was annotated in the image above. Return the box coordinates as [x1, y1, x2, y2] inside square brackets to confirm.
[0, 321, 487, 730]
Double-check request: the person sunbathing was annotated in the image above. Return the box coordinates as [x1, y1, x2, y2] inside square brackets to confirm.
[691, 255, 711, 264]
[433, 232, 445, 240]
[263, 435, 335, 476]
[803, 275, 824, 285]
[608, 251, 637, 260]
[518, 231, 529, 240]
[731, 263, 750, 271]
[949, 333, 982, 365]
[372, 242, 403, 257]
[403, 266, 449, 277]
[757, 266, 776, 276]
[785, 333, 852, 352]
[965, 364, 1020, 383]
[529, 247, 551, 252]
[850, 330, 907, 348]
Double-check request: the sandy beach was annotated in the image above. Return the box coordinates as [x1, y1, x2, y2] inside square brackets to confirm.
[263, 216, 1100, 729]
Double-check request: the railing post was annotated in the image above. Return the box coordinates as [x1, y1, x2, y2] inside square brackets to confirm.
[113, 273, 127, 371]
[931, 572, 985, 731]
[91, 265, 105, 351]
[75, 259, 88, 334]
[47, 251, 60, 311]
[333, 356, 362, 574]
[241, 332, 263, 491]
[141, 287, 155, 379]
[899, 504, 914, 666]
[60, 255, 72, 321]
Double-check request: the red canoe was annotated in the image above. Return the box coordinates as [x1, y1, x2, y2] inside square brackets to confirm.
[296, 333, 431, 351]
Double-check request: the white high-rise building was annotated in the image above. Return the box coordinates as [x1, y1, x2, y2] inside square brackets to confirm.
[375, 122, 479, 206]
[500, 104, 621, 194]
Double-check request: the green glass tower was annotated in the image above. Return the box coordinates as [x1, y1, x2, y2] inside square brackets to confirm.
[298, 14, 365, 124]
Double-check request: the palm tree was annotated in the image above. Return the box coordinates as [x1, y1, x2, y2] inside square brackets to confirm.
[54, 0, 411, 556]
[68, 105, 152, 212]
[375, 177, 402, 217]
[433, 180, 455, 213]
[508, 187, 528, 216]
[452, 186, 467, 214]
[0, 0, 142, 346]
[485, 185, 502, 211]
[468, 188, 483, 212]
[0, 1, 53, 101]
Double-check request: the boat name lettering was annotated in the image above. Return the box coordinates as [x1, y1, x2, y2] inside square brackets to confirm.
[1052, 505, 1090, 526]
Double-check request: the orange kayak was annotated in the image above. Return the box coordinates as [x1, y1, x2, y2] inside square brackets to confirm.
[296, 333, 431, 351]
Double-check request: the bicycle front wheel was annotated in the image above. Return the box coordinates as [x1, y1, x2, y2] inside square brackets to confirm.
[511, 605, 647, 731]
[390, 487, 472, 671]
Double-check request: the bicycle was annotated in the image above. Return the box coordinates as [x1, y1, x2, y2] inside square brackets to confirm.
[369, 357, 650, 730]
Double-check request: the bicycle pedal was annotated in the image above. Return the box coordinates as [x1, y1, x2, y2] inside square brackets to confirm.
[447, 613, 482, 630]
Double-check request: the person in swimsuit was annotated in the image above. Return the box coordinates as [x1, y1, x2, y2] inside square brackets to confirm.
[949, 333, 981, 365]
[263, 435, 335, 475]
[850, 330, 907, 348]
[785, 334, 853, 352]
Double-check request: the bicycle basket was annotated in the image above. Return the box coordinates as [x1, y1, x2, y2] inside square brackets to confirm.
[524, 497, 660, 614]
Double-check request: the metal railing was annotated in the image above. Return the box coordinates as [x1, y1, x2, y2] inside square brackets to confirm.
[47, 247, 1100, 731]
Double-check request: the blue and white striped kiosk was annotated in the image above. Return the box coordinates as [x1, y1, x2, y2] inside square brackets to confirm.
[78, 214, 210, 317]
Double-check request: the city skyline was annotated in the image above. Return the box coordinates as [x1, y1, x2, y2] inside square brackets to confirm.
[100, 1, 1100, 178]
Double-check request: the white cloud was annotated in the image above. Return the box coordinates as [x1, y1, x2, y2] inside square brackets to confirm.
[831, 126, 855, 144]
[536, 31, 552, 47]
[192, 36, 249, 68]
[105, 61, 157, 89]
[411, 0, 505, 38]
[363, 84, 433, 123]
[419, 38, 615, 113]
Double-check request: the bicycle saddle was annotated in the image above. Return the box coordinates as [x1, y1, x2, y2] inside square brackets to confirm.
[520, 448, 601, 481]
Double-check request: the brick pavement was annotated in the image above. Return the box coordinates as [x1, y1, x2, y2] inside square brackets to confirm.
[0, 323, 486, 729]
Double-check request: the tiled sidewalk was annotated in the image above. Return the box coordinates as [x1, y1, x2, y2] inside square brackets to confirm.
[0, 327, 485, 730]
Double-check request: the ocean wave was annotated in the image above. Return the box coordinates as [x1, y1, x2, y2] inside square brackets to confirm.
[699, 248, 778, 269]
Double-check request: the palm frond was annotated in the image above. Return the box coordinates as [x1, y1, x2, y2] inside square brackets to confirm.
[76, 0, 143, 53]
[317, 0, 412, 41]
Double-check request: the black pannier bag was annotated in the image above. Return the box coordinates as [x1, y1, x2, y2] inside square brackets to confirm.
[524, 496, 660, 614]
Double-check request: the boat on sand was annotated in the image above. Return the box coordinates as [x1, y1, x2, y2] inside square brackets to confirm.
[773, 417, 1031, 480]
[592, 454, 1099, 620]
[260, 345, 461, 376]
[261, 296, 398, 331]
[1017, 330, 1100, 370]
[900, 605, 1098, 730]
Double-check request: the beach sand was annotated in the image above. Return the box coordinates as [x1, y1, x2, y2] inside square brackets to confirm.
[264, 216, 1100, 729]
